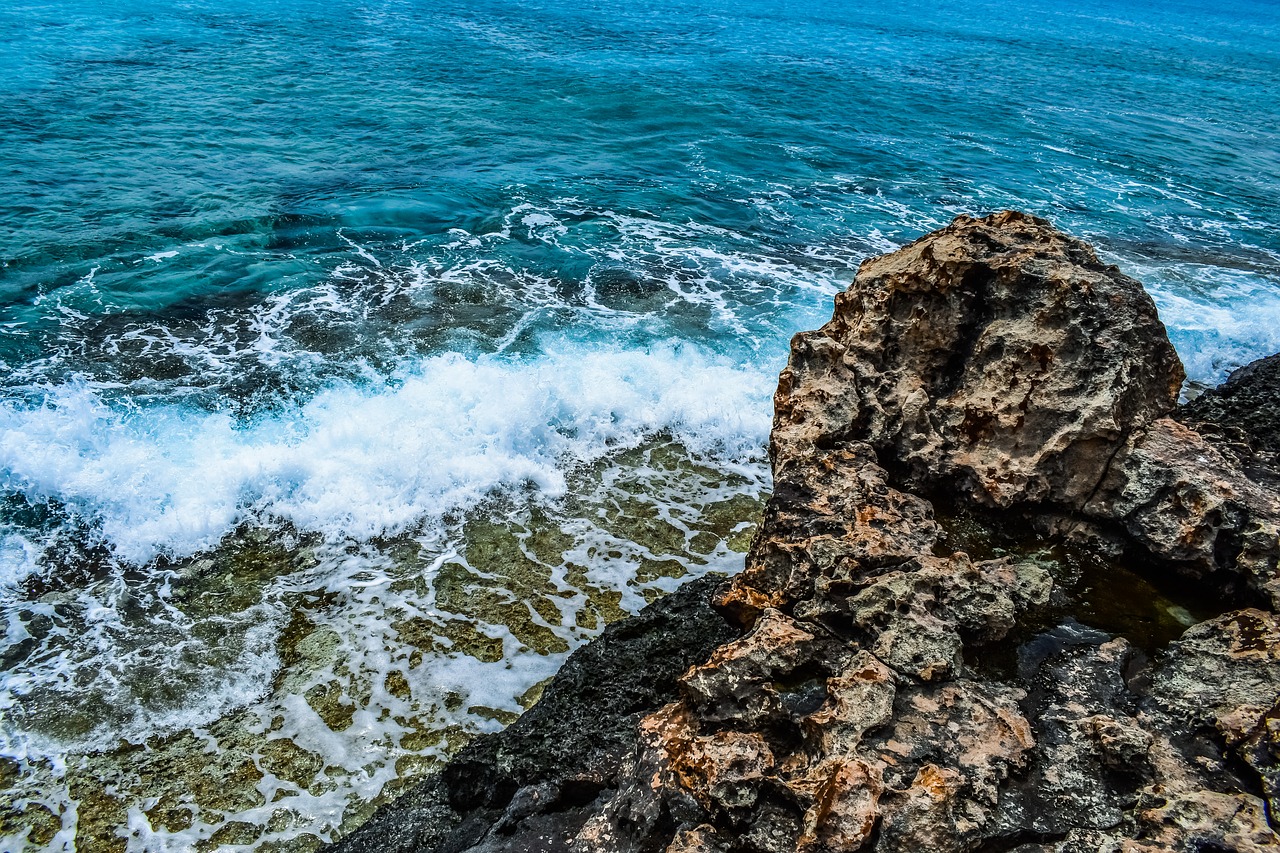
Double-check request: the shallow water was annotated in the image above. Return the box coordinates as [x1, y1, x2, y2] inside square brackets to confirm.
[2, 0, 1279, 849]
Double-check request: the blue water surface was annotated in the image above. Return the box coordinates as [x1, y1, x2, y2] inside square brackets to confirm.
[1, 2, 1279, 848]
[2, 0, 1278, 390]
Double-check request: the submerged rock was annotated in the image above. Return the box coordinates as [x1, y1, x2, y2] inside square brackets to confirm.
[330, 213, 1280, 852]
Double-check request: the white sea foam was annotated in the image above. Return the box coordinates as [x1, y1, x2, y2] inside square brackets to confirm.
[1113, 260, 1280, 385]
[0, 439, 770, 848]
[0, 342, 772, 567]
[1156, 286, 1280, 385]
[0, 532, 40, 591]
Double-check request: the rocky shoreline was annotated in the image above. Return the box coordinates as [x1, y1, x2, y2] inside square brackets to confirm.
[331, 212, 1280, 853]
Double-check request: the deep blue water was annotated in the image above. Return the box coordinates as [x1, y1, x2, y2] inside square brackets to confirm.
[3, 0, 1278, 394]
[1, 0, 1279, 848]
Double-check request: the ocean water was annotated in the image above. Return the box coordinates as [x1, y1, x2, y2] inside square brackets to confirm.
[2, 0, 1278, 849]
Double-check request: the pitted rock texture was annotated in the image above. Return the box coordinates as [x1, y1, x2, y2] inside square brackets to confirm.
[769, 209, 1184, 510]
[566, 214, 1280, 852]
[766, 211, 1278, 603]
[328, 213, 1280, 853]
[1087, 419, 1280, 606]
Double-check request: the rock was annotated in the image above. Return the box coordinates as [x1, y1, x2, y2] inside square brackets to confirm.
[717, 442, 940, 624]
[1087, 419, 1280, 605]
[1180, 352, 1280, 462]
[1149, 609, 1280, 739]
[834, 554, 1052, 681]
[1009, 638, 1146, 835]
[584, 212, 1279, 853]
[771, 210, 1182, 510]
[328, 213, 1280, 853]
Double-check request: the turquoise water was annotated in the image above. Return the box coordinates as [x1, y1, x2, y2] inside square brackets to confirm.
[2, 0, 1279, 849]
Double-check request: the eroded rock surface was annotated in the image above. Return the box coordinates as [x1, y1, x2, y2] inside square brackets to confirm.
[1088, 419, 1280, 606]
[768, 210, 1184, 511]
[330, 212, 1280, 853]
[1180, 353, 1280, 476]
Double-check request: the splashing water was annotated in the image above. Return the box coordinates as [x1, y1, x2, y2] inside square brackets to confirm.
[2, 0, 1279, 848]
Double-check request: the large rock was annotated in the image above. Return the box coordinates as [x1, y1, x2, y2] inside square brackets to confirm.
[328, 213, 1280, 853]
[573, 213, 1280, 853]
[768, 209, 1278, 605]
[772, 210, 1183, 509]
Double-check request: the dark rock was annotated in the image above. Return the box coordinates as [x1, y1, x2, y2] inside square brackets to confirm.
[1180, 352, 1280, 460]
[1086, 418, 1280, 607]
[327, 572, 739, 853]
[1009, 638, 1147, 836]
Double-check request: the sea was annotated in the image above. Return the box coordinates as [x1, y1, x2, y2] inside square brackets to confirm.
[1, 0, 1278, 849]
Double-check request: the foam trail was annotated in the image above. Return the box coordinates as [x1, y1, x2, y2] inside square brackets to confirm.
[0, 343, 772, 567]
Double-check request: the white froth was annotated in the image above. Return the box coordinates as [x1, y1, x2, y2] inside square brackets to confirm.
[0, 533, 40, 590]
[0, 343, 771, 566]
[1124, 262, 1280, 384]
[1153, 286, 1280, 385]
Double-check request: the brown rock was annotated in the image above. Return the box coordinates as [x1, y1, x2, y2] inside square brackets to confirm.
[332, 214, 1280, 853]
[795, 758, 883, 852]
[718, 442, 939, 624]
[1089, 418, 1280, 604]
[773, 210, 1182, 510]
[664, 825, 730, 853]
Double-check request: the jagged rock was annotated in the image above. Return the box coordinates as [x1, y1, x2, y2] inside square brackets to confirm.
[868, 678, 1035, 846]
[573, 618, 899, 853]
[679, 609, 840, 727]
[1088, 419, 1280, 605]
[1011, 638, 1146, 835]
[772, 210, 1183, 510]
[591, 212, 1279, 853]
[327, 213, 1280, 853]
[717, 443, 940, 623]
[1143, 605, 1280, 839]
[1180, 352, 1280, 466]
[833, 553, 1052, 681]
[665, 825, 731, 853]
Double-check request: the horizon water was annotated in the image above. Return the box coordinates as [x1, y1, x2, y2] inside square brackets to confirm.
[2, 0, 1279, 849]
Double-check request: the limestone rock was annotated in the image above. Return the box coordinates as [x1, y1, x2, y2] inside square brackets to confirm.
[1088, 419, 1280, 604]
[717, 442, 939, 624]
[831, 553, 1051, 681]
[326, 214, 1280, 853]
[773, 210, 1183, 509]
